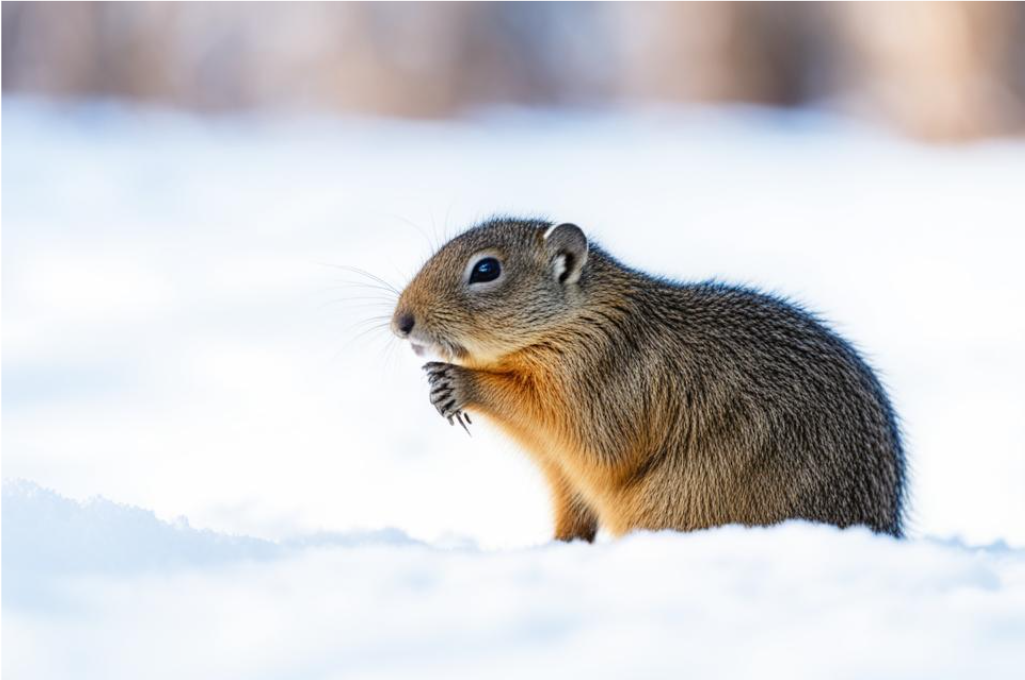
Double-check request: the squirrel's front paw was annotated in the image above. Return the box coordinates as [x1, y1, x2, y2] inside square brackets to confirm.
[422, 362, 473, 432]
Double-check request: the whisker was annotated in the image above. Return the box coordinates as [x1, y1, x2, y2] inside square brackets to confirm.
[317, 293, 396, 303]
[326, 318, 392, 365]
[321, 279, 398, 290]
[318, 299, 396, 312]
[344, 316, 393, 332]
[349, 314, 392, 324]
[442, 202, 459, 245]
[322, 264, 401, 295]
[377, 334, 402, 371]
[388, 213, 438, 255]
[322, 281, 399, 297]
[348, 321, 392, 344]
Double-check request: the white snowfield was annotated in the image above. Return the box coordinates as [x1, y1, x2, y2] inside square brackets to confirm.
[3, 98, 1025, 677]
[4, 480, 1024, 679]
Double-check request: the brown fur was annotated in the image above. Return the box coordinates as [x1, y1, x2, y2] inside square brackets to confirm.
[394, 218, 906, 540]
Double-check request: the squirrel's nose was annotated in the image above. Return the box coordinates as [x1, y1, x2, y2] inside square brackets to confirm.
[395, 312, 415, 337]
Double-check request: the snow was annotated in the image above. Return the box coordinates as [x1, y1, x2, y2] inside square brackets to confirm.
[5, 480, 1025, 679]
[3, 97, 1025, 676]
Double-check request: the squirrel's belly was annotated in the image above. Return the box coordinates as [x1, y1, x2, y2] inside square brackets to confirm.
[477, 401, 744, 534]
[481, 415, 608, 501]
[479, 411, 679, 532]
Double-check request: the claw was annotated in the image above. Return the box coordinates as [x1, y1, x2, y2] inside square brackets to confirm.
[424, 363, 444, 379]
[455, 412, 472, 437]
[423, 363, 468, 432]
[464, 413, 472, 425]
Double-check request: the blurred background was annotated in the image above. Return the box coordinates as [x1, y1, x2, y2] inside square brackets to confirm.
[4, 1, 1025, 141]
[3, 1, 1024, 554]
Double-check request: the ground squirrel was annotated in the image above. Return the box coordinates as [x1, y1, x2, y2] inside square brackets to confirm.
[392, 217, 906, 540]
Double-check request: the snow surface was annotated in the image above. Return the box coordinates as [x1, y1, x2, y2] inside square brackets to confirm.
[5, 480, 1025, 679]
[3, 97, 1025, 677]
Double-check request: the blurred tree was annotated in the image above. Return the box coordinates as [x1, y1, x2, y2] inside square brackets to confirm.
[830, 2, 1025, 141]
[2, 1, 1023, 140]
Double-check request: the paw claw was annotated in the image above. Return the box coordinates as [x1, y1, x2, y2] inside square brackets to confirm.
[455, 412, 472, 436]
[422, 362, 472, 429]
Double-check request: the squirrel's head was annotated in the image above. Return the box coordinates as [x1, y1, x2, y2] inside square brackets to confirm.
[392, 218, 589, 365]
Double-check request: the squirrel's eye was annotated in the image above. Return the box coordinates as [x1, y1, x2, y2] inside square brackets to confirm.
[469, 257, 501, 284]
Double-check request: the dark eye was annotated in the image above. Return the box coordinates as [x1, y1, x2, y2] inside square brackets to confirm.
[469, 257, 501, 284]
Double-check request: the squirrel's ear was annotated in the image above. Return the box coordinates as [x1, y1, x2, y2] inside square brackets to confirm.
[544, 223, 588, 285]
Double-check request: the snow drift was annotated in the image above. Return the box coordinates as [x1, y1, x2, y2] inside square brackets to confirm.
[4, 480, 1024, 679]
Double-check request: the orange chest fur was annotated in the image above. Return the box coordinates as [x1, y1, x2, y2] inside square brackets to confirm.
[480, 363, 626, 516]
